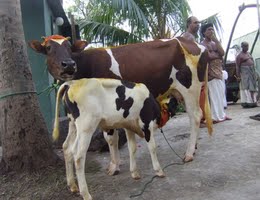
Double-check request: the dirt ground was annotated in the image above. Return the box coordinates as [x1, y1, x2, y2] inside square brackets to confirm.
[0, 102, 260, 200]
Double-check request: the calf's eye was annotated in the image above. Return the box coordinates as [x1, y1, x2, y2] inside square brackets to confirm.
[46, 46, 51, 51]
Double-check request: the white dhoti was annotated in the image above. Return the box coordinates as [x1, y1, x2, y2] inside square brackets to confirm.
[208, 78, 227, 121]
[222, 70, 228, 108]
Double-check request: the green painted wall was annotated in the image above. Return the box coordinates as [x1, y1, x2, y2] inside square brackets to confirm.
[21, 0, 57, 132]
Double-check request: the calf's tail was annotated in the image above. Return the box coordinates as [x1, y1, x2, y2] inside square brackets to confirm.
[52, 83, 67, 141]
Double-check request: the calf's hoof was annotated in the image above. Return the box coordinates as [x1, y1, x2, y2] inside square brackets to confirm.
[156, 170, 166, 178]
[83, 193, 93, 200]
[69, 183, 79, 193]
[107, 163, 120, 176]
[183, 155, 193, 162]
[131, 171, 141, 180]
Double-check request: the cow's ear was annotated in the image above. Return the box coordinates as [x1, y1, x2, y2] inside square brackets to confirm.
[28, 40, 47, 54]
[71, 40, 89, 52]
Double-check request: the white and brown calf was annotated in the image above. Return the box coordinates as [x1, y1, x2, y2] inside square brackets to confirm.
[53, 78, 174, 200]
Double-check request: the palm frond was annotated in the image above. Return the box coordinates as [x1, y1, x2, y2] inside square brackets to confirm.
[200, 13, 224, 41]
[80, 21, 144, 46]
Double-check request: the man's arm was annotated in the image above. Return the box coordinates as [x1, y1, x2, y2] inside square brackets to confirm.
[211, 35, 225, 57]
[235, 54, 241, 78]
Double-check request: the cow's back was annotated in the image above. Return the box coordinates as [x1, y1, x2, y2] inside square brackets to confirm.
[72, 38, 207, 98]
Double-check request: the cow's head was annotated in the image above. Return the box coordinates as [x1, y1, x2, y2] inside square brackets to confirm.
[28, 35, 88, 81]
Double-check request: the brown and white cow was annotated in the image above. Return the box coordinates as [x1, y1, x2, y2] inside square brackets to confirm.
[29, 35, 212, 165]
[53, 78, 175, 200]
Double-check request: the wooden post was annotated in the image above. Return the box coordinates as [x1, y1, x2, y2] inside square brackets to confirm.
[68, 12, 76, 44]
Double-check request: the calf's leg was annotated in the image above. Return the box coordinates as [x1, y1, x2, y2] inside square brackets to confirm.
[125, 129, 140, 179]
[73, 121, 97, 200]
[103, 130, 120, 175]
[63, 120, 78, 193]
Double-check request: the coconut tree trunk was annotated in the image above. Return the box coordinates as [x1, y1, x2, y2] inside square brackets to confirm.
[0, 0, 59, 173]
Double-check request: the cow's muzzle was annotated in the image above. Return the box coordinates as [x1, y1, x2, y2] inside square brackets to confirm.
[61, 60, 77, 75]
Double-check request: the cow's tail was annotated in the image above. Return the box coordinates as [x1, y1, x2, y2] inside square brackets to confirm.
[204, 65, 213, 135]
[52, 83, 68, 141]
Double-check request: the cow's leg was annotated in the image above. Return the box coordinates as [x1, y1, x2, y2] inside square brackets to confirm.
[63, 119, 78, 193]
[146, 127, 165, 177]
[125, 129, 140, 179]
[103, 130, 120, 175]
[181, 89, 202, 162]
[73, 121, 97, 200]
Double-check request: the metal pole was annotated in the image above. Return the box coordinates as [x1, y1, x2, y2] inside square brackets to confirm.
[257, 0, 260, 33]
[224, 4, 257, 65]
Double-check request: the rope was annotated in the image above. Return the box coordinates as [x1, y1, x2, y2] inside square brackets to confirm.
[0, 83, 60, 101]
[160, 128, 184, 161]
[129, 128, 185, 198]
[36, 83, 60, 96]
[0, 91, 36, 100]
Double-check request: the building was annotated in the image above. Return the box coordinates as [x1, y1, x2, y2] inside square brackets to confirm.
[21, 0, 73, 131]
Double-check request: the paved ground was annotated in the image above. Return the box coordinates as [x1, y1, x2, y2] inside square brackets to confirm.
[84, 103, 260, 200]
[0, 103, 260, 200]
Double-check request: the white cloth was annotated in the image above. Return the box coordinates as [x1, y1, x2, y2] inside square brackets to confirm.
[222, 70, 228, 107]
[222, 70, 228, 80]
[240, 86, 257, 103]
[208, 79, 227, 121]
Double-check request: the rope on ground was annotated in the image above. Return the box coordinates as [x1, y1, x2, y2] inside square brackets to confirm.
[129, 128, 185, 198]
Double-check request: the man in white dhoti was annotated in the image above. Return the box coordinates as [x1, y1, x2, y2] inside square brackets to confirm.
[201, 23, 231, 123]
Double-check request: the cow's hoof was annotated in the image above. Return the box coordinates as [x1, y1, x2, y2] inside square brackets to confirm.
[69, 183, 79, 193]
[156, 170, 165, 178]
[131, 171, 141, 180]
[184, 155, 194, 162]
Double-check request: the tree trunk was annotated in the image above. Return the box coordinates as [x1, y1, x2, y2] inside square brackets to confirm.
[0, 0, 59, 173]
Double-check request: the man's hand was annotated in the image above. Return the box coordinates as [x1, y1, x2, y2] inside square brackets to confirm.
[234, 75, 241, 82]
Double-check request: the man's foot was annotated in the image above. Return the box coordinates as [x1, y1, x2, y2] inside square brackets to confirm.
[225, 116, 232, 120]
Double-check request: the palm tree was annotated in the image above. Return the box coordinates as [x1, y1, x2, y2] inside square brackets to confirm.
[0, 0, 59, 172]
[67, 0, 223, 47]
[77, 0, 191, 45]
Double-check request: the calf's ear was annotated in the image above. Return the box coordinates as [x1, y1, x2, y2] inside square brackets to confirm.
[71, 40, 89, 52]
[28, 40, 47, 54]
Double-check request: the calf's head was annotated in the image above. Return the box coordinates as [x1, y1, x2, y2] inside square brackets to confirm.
[28, 35, 88, 81]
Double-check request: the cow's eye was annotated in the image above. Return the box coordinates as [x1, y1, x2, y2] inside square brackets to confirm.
[46, 46, 51, 51]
